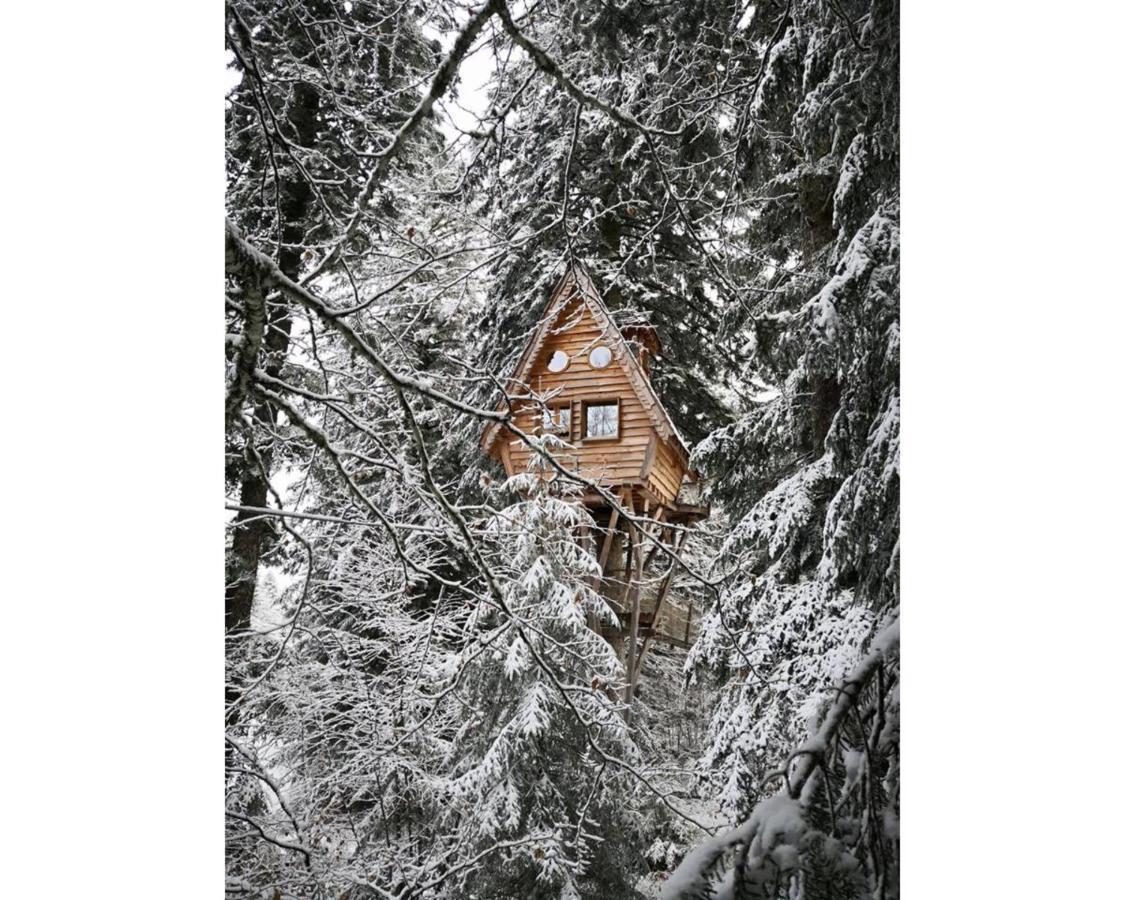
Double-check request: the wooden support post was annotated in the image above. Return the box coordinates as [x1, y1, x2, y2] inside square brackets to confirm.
[577, 522, 600, 635]
[577, 521, 589, 559]
[623, 493, 644, 724]
[634, 530, 685, 676]
[625, 531, 643, 720]
[641, 506, 668, 572]
[592, 493, 621, 596]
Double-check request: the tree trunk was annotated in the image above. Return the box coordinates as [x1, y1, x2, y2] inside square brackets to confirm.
[225, 79, 319, 633]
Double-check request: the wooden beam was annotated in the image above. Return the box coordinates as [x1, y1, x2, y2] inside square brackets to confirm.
[634, 530, 686, 675]
[592, 490, 623, 596]
[664, 499, 710, 524]
[641, 509, 670, 572]
[577, 521, 600, 634]
[623, 512, 644, 724]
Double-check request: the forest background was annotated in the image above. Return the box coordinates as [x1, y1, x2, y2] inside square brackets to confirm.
[1, 2, 1123, 899]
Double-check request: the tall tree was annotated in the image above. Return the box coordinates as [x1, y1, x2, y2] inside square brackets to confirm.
[225, 0, 448, 631]
[223, 1, 901, 896]
[676, 0, 900, 895]
[433, 466, 645, 898]
[462, 0, 756, 447]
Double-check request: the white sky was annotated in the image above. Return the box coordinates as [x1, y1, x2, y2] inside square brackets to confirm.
[426, 9, 499, 146]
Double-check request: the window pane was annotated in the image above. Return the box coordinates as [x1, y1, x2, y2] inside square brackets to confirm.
[557, 407, 571, 430]
[585, 402, 618, 438]
[589, 346, 612, 368]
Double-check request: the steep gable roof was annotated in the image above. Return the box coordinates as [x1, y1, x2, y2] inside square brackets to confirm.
[480, 263, 690, 464]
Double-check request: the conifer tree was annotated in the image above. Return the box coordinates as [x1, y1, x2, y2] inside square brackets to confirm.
[462, 0, 753, 447]
[434, 455, 645, 898]
[225, 0, 449, 630]
[223, 2, 901, 896]
[674, 0, 900, 895]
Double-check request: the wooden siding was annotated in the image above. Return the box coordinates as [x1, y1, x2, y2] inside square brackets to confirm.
[646, 437, 686, 507]
[497, 297, 684, 504]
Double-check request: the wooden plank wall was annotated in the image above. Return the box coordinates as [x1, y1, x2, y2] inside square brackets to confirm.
[503, 297, 683, 505]
[647, 437, 686, 507]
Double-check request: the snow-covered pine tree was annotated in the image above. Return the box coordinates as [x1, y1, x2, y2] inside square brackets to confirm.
[223, 224, 514, 894]
[224, 3, 499, 891]
[665, 621, 899, 900]
[225, 0, 454, 631]
[461, 0, 755, 449]
[432, 451, 646, 898]
[678, 0, 899, 895]
[224, 1, 902, 896]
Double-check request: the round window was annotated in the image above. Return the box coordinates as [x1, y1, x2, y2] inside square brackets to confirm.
[589, 345, 612, 369]
[547, 350, 570, 373]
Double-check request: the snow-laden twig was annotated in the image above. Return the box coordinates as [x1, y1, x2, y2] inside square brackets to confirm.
[663, 617, 898, 899]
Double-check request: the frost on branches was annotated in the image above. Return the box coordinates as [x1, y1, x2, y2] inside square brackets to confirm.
[666, 622, 899, 900]
[224, 0, 901, 896]
[689, 209, 900, 823]
[433, 461, 646, 898]
[671, 0, 899, 895]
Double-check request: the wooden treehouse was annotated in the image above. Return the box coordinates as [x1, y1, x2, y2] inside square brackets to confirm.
[480, 263, 709, 702]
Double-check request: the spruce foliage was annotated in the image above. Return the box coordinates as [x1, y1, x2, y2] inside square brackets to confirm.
[224, 2, 900, 897]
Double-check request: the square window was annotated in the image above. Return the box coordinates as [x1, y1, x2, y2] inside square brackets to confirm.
[584, 401, 619, 439]
[544, 404, 571, 436]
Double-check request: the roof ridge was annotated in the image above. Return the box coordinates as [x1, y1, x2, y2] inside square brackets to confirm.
[480, 262, 690, 464]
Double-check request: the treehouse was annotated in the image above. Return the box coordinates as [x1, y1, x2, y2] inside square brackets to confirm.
[480, 264, 709, 704]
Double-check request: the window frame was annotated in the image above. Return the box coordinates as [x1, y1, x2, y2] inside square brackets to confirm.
[581, 398, 621, 442]
[547, 401, 574, 439]
[588, 345, 613, 369]
[546, 349, 571, 373]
